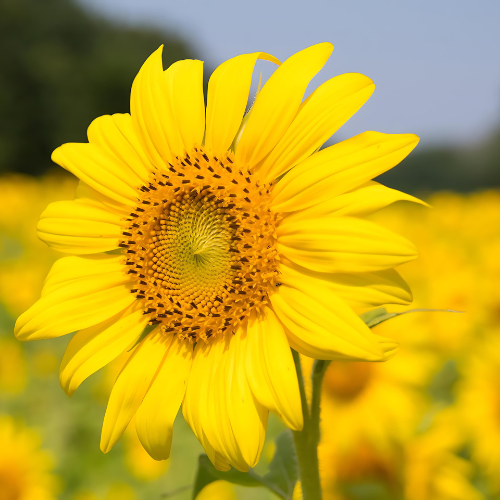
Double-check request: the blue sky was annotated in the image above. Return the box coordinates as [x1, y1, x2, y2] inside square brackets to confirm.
[81, 0, 500, 148]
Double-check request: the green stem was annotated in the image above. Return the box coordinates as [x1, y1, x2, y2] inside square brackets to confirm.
[291, 350, 330, 500]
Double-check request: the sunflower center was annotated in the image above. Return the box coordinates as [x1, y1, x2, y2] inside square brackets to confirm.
[149, 189, 234, 303]
[121, 148, 280, 342]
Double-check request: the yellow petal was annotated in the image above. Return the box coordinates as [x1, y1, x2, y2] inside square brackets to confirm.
[60, 303, 149, 396]
[131, 47, 204, 167]
[277, 215, 417, 274]
[15, 255, 134, 341]
[279, 260, 412, 308]
[258, 73, 374, 181]
[205, 338, 249, 471]
[245, 308, 303, 430]
[130, 47, 173, 168]
[205, 52, 280, 155]
[37, 198, 123, 254]
[135, 334, 192, 460]
[87, 113, 154, 181]
[42, 254, 125, 295]
[51, 143, 141, 207]
[235, 43, 333, 168]
[226, 332, 268, 469]
[372, 334, 399, 360]
[183, 335, 267, 472]
[164, 59, 205, 151]
[182, 340, 232, 471]
[271, 131, 419, 213]
[269, 278, 385, 361]
[285, 181, 428, 222]
[75, 181, 131, 214]
[100, 328, 171, 453]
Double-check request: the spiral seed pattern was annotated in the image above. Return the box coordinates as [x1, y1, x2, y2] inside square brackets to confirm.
[120, 148, 280, 342]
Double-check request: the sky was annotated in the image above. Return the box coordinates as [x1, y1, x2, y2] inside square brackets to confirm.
[81, 0, 500, 148]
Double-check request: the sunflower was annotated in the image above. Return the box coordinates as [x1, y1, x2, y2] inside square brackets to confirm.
[317, 339, 436, 497]
[404, 410, 484, 500]
[319, 345, 434, 455]
[319, 408, 483, 500]
[15, 43, 419, 471]
[0, 415, 58, 500]
[455, 334, 500, 493]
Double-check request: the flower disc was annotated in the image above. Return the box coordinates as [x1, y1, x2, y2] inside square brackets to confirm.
[123, 148, 280, 342]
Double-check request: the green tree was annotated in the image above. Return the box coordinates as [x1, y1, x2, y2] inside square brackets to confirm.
[379, 123, 500, 194]
[0, 0, 195, 174]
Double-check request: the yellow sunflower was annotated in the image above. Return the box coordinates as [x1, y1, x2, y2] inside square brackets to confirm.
[317, 341, 436, 497]
[0, 415, 58, 500]
[319, 345, 435, 456]
[455, 333, 500, 493]
[15, 43, 419, 471]
[404, 410, 484, 500]
[319, 409, 483, 500]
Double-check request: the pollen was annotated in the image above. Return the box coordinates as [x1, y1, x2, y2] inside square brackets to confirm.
[120, 148, 280, 342]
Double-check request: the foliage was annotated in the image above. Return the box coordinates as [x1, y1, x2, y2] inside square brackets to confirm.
[378, 126, 500, 194]
[0, 0, 194, 175]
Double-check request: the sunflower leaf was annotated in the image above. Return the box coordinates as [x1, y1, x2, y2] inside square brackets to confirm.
[192, 454, 290, 499]
[361, 307, 463, 329]
[263, 430, 299, 498]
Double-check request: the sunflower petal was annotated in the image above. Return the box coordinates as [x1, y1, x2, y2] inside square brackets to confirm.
[100, 328, 171, 453]
[51, 143, 141, 207]
[258, 73, 375, 181]
[135, 334, 192, 460]
[235, 43, 333, 168]
[205, 52, 280, 155]
[373, 334, 399, 360]
[130, 47, 204, 166]
[271, 132, 419, 213]
[182, 340, 232, 471]
[279, 260, 413, 309]
[246, 308, 302, 430]
[130, 47, 174, 167]
[270, 278, 385, 361]
[74, 181, 131, 214]
[183, 335, 267, 472]
[87, 113, 153, 181]
[59, 303, 149, 397]
[15, 255, 134, 341]
[277, 215, 417, 274]
[37, 198, 123, 254]
[164, 59, 205, 151]
[285, 181, 428, 222]
[41, 254, 125, 295]
[226, 331, 268, 469]
[204, 337, 250, 471]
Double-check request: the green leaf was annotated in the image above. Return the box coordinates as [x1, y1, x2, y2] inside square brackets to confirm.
[192, 455, 261, 499]
[192, 434, 298, 500]
[263, 430, 299, 499]
[360, 307, 463, 329]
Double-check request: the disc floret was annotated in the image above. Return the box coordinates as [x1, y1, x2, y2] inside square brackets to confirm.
[120, 148, 280, 342]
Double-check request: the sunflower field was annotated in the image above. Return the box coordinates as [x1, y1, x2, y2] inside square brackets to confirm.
[0, 171, 498, 500]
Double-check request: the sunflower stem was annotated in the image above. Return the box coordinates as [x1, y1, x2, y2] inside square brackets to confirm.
[291, 350, 330, 500]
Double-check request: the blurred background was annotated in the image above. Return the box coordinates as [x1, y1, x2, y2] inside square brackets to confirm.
[0, 0, 499, 498]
